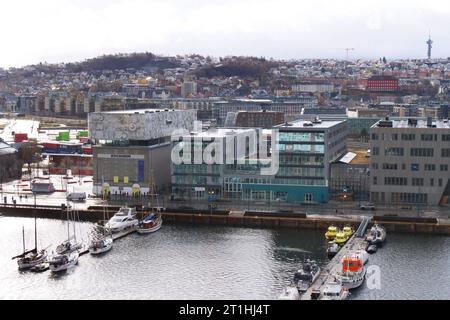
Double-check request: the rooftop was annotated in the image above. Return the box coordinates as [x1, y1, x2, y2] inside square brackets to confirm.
[93, 108, 179, 114]
[276, 119, 345, 129]
[373, 118, 450, 129]
[189, 128, 256, 138]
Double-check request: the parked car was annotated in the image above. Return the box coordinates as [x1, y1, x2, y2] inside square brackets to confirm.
[360, 203, 376, 210]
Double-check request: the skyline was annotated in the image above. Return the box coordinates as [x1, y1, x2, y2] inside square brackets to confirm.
[1, 0, 450, 68]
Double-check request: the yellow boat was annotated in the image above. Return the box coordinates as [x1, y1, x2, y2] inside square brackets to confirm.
[325, 226, 338, 240]
[335, 231, 349, 246]
[343, 226, 354, 238]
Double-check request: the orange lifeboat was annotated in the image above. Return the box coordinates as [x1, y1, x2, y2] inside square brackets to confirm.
[342, 256, 363, 273]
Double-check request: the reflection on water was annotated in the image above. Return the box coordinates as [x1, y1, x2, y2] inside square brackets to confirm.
[0, 217, 449, 299]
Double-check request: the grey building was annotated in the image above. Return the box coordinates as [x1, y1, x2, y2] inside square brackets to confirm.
[89, 108, 196, 196]
[369, 118, 450, 206]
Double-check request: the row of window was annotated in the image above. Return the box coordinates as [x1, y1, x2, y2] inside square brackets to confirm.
[277, 143, 325, 153]
[374, 176, 446, 187]
[373, 163, 449, 172]
[278, 132, 325, 142]
[371, 133, 450, 142]
[372, 147, 450, 157]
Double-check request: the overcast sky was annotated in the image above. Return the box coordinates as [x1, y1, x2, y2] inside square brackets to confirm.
[0, 0, 449, 68]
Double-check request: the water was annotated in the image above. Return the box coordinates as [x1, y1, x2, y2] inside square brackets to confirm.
[0, 216, 449, 300]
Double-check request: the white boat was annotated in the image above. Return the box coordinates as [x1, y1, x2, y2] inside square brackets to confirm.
[137, 209, 162, 234]
[104, 207, 139, 233]
[89, 236, 113, 255]
[327, 241, 340, 258]
[48, 252, 79, 273]
[320, 281, 350, 300]
[278, 286, 301, 300]
[56, 237, 83, 255]
[334, 255, 366, 290]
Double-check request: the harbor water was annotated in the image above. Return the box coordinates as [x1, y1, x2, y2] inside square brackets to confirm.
[0, 216, 449, 300]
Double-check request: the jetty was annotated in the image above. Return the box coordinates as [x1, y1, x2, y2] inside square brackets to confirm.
[301, 216, 372, 300]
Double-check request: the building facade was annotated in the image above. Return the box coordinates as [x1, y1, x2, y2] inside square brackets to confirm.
[369, 118, 450, 206]
[366, 76, 400, 92]
[89, 108, 196, 196]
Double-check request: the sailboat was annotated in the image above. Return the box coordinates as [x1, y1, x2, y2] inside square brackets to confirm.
[89, 195, 113, 255]
[56, 205, 82, 255]
[12, 216, 48, 270]
[137, 170, 163, 234]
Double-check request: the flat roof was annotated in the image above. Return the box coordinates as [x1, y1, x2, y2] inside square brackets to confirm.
[276, 119, 345, 129]
[374, 119, 450, 129]
[190, 128, 256, 138]
[93, 108, 183, 114]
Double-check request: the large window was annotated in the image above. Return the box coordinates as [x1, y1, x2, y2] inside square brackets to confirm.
[385, 147, 404, 156]
[384, 177, 407, 186]
[410, 148, 434, 157]
[442, 149, 450, 158]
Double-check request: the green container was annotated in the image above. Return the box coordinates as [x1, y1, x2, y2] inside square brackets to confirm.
[56, 131, 70, 141]
[76, 131, 88, 139]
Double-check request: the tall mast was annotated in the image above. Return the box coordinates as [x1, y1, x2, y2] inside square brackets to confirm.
[34, 213, 37, 250]
[22, 225, 25, 253]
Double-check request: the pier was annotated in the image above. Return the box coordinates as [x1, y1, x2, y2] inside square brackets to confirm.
[301, 216, 372, 300]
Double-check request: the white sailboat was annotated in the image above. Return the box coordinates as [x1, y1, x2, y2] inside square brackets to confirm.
[89, 195, 113, 255]
[48, 251, 79, 273]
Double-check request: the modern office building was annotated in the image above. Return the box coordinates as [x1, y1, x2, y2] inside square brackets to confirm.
[369, 118, 450, 206]
[171, 118, 347, 204]
[89, 108, 196, 196]
[224, 111, 285, 128]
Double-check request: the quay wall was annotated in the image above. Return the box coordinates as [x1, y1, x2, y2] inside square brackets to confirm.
[1, 205, 450, 236]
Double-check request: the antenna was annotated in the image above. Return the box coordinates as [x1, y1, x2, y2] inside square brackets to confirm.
[426, 31, 433, 60]
[344, 48, 355, 61]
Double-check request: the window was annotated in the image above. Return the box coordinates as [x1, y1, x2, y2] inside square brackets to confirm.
[372, 163, 379, 170]
[421, 134, 434, 141]
[442, 149, 450, 158]
[439, 179, 443, 187]
[442, 134, 450, 141]
[371, 133, 379, 140]
[424, 164, 436, 171]
[412, 178, 424, 186]
[410, 148, 434, 157]
[372, 147, 379, 156]
[392, 134, 398, 141]
[384, 177, 407, 186]
[430, 178, 434, 187]
[373, 176, 377, 185]
[385, 147, 404, 156]
[304, 193, 313, 203]
[411, 164, 420, 171]
[440, 164, 449, 171]
[382, 163, 398, 170]
[401, 134, 415, 141]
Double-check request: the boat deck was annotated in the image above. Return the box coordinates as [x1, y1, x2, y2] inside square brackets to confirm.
[79, 227, 137, 256]
[301, 217, 371, 300]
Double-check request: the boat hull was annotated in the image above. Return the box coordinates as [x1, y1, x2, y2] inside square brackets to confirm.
[335, 268, 366, 290]
[137, 219, 162, 234]
[49, 254, 79, 273]
[89, 243, 113, 255]
[18, 252, 48, 270]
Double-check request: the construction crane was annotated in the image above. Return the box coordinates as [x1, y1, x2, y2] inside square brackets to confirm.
[344, 48, 355, 61]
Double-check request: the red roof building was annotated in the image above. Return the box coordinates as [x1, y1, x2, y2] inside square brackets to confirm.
[366, 76, 400, 92]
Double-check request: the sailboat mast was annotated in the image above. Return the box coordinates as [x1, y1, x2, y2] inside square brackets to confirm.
[34, 214, 37, 250]
[22, 225, 25, 253]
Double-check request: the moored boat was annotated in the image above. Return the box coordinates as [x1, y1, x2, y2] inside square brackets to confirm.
[334, 255, 366, 290]
[334, 230, 350, 246]
[366, 244, 378, 254]
[343, 225, 354, 238]
[293, 259, 321, 293]
[366, 224, 387, 246]
[325, 226, 338, 240]
[327, 241, 340, 258]
[320, 281, 350, 300]
[89, 236, 113, 255]
[48, 252, 79, 273]
[104, 207, 139, 233]
[137, 209, 163, 234]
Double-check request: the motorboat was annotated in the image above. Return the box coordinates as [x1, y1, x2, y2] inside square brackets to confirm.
[89, 235, 113, 255]
[334, 255, 366, 290]
[278, 286, 301, 300]
[325, 226, 338, 240]
[293, 259, 321, 293]
[56, 237, 82, 255]
[366, 244, 378, 254]
[137, 209, 163, 234]
[366, 224, 387, 246]
[104, 207, 139, 233]
[343, 226, 354, 238]
[320, 281, 350, 300]
[327, 241, 340, 258]
[334, 230, 350, 246]
[48, 252, 79, 273]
